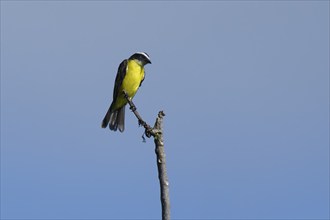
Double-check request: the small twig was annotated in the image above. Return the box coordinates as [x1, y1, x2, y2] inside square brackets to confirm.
[123, 91, 154, 138]
[123, 91, 170, 220]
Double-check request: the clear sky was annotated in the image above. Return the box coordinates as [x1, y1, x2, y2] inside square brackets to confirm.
[1, 1, 329, 219]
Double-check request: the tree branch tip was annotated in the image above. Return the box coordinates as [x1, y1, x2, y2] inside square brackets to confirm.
[158, 111, 166, 117]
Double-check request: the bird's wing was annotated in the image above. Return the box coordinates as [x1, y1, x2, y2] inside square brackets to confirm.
[139, 74, 145, 87]
[113, 59, 128, 100]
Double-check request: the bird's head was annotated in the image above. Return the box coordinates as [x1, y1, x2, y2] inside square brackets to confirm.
[129, 52, 151, 66]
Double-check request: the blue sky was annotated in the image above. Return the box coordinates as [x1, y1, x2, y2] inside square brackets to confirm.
[1, 1, 329, 219]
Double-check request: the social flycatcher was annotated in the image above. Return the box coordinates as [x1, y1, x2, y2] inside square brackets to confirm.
[101, 52, 151, 132]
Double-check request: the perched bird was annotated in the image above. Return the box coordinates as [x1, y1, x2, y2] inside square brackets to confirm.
[101, 52, 151, 132]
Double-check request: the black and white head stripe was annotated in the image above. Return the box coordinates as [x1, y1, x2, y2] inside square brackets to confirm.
[129, 52, 151, 65]
[136, 52, 150, 61]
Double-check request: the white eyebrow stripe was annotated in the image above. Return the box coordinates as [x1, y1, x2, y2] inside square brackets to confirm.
[136, 52, 150, 60]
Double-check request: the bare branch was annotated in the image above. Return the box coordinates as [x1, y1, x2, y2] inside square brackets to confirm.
[123, 91, 170, 220]
[153, 111, 170, 220]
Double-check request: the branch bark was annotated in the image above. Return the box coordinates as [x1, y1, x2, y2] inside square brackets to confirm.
[123, 91, 170, 220]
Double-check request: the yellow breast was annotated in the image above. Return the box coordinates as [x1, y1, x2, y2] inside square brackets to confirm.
[112, 59, 144, 109]
[121, 60, 145, 97]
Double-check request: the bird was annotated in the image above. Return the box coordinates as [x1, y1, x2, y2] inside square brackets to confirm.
[101, 52, 151, 132]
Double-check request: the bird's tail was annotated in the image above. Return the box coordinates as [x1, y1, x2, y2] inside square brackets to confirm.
[101, 105, 125, 132]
